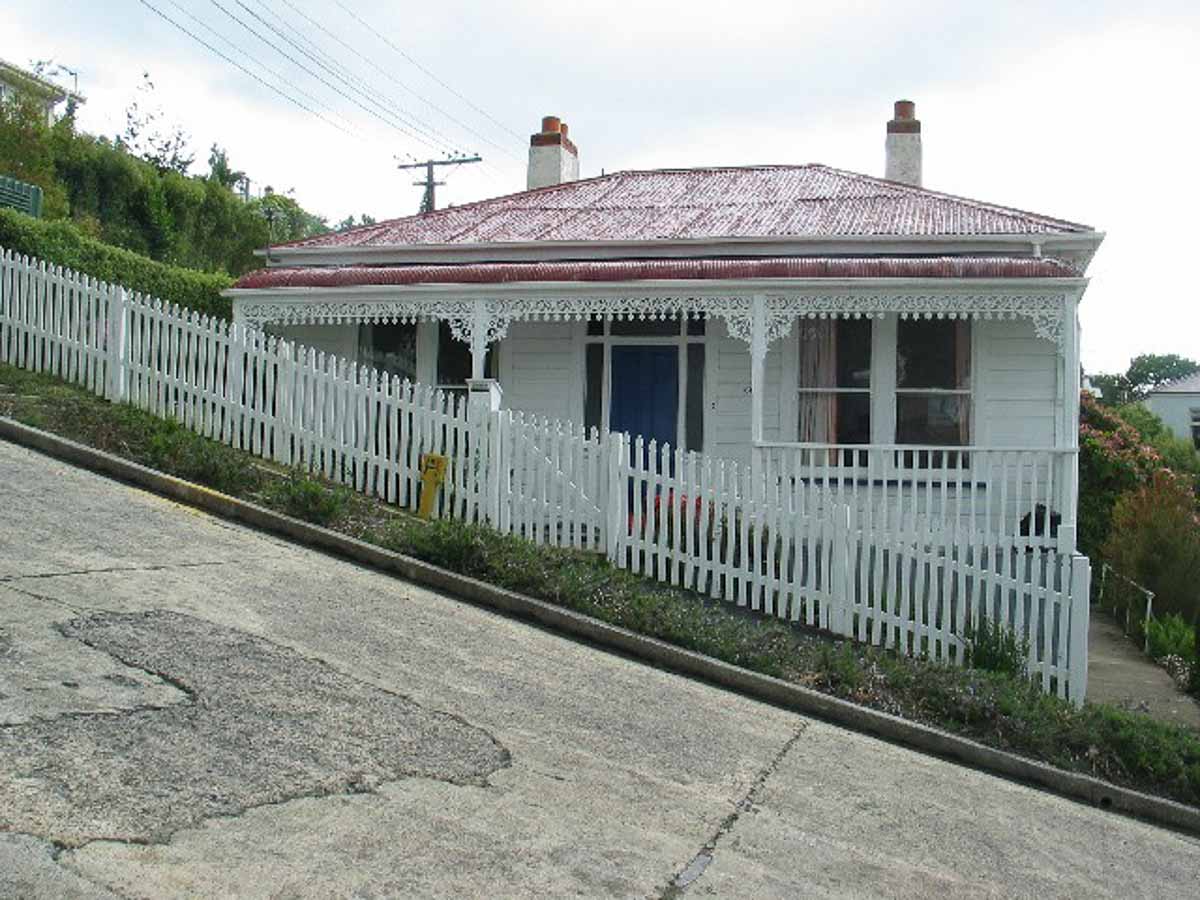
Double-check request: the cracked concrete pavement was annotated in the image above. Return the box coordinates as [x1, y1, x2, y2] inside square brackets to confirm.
[1, 438, 1199, 898]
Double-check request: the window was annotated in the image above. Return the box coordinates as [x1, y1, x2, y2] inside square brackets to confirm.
[584, 316, 705, 451]
[895, 319, 971, 445]
[1191, 409, 1200, 450]
[797, 319, 871, 443]
[436, 321, 493, 391]
[358, 322, 417, 382]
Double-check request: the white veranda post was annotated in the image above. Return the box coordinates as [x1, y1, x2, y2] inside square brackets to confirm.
[470, 298, 490, 380]
[749, 294, 767, 445]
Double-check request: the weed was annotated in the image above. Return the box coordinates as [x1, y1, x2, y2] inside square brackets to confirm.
[262, 468, 351, 526]
[964, 617, 1029, 678]
[1146, 614, 1196, 662]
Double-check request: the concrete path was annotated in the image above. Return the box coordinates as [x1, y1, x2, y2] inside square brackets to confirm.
[1087, 613, 1200, 730]
[1, 439, 1198, 899]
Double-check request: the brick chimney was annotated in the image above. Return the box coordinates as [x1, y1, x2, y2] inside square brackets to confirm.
[527, 115, 580, 190]
[885, 100, 922, 187]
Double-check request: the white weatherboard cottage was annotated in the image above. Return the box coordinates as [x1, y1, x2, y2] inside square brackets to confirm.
[225, 101, 1102, 555]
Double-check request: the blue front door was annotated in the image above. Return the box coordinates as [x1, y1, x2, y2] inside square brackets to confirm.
[610, 346, 678, 448]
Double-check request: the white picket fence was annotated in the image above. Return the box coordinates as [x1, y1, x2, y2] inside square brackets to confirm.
[0, 247, 1091, 702]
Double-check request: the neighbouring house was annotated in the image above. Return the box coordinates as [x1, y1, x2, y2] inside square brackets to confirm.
[1145, 372, 1200, 449]
[225, 101, 1102, 551]
[0, 58, 85, 125]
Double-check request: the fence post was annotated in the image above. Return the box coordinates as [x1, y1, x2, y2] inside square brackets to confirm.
[105, 284, 128, 402]
[467, 378, 504, 526]
[1067, 553, 1091, 707]
[606, 432, 625, 564]
[830, 503, 854, 637]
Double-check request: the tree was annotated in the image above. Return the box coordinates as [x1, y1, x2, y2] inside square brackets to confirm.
[334, 213, 377, 231]
[1125, 354, 1199, 398]
[251, 191, 329, 244]
[0, 91, 69, 217]
[118, 72, 194, 175]
[1088, 353, 1200, 405]
[206, 144, 245, 190]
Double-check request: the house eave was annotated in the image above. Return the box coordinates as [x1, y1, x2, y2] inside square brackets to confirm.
[258, 232, 1105, 268]
[224, 275, 1089, 302]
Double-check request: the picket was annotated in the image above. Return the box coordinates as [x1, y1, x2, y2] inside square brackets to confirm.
[0, 245, 1093, 704]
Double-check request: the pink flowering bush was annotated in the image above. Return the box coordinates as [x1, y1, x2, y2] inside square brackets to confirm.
[1078, 392, 1170, 555]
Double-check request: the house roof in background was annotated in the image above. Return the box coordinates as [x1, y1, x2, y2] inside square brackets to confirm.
[231, 255, 1080, 291]
[277, 164, 1094, 251]
[1150, 371, 1200, 394]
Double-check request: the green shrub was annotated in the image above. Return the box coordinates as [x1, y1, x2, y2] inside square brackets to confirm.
[1116, 403, 1200, 480]
[0, 207, 232, 319]
[262, 468, 351, 526]
[1102, 472, 1200, 626]
[964, 617, 1029, 678]
[1078, 393, 1166, 556]
[1146, 614, 1196, 661]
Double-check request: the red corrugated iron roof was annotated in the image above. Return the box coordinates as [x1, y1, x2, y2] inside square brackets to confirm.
[279, 165, 1092, 250]
[232, 256, 1079, 290]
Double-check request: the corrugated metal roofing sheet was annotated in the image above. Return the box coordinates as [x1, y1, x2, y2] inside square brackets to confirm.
[280, 165, 1093, 250]
[232, 256, 1079, 290]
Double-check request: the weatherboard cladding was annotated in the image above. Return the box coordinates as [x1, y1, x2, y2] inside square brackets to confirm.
[233, 256, 1078, 291]
[278, 165, 1092, 250]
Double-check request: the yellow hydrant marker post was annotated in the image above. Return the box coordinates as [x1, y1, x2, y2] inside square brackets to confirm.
[417, 453, 448, 519]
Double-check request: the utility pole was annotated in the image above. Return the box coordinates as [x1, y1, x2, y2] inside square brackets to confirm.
[395, 155, 482, 214]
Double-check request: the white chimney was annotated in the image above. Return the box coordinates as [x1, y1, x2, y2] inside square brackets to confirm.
[885, 99, 922, 187]
[527, 115, 580, 190]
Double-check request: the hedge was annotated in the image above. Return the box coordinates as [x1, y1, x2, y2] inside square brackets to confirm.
[0, 207, 233, 320]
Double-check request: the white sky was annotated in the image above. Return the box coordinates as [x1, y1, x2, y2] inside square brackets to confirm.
[3, 0, 1198, 374]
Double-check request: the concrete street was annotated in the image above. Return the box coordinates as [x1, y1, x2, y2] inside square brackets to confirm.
[1, 438, 1198, 899]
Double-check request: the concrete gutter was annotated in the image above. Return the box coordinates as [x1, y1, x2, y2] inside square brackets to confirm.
[2, 416, 1197, 838]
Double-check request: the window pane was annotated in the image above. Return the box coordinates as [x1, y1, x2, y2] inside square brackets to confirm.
[358, 322, 417, 381]
[897, 319, 970, 389]
[609, 317, 681, 337]
[686, 344, 705, 451]
[585, 344, 604, 432]
[799, 319, 870, 389]
[437, 321, 493, 385]
[798, 391, 870, 444]
[896, 394, 970, 445]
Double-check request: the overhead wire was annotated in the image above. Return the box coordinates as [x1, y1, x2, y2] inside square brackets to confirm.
[270, 0, 524, 169]
[136, 0, 358, 139]
[161, 0, 358, 136]
[234, 0, 473, 160]
[207, 0, 451, 154]
[331, 0, 527, 144]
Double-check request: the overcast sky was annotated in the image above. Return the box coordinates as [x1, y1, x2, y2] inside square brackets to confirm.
[4, 0, 1198, 374]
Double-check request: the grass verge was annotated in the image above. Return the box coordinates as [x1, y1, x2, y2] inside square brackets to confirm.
[3, 362, 1199, 809]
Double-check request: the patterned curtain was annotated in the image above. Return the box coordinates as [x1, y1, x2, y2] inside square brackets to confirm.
[798, 320, 837, 442]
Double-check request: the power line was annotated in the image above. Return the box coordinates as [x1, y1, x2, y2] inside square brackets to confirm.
[162, 0, 358, 135]
[232, 0, 465, 158]
[207, 0, 447, 154]
[136, 0, 357, 138]
[332, 0, 525, 144]
[271, 0, 523, 167]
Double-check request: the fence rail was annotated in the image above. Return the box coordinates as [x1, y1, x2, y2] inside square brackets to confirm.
[0, 246, 1092, 703]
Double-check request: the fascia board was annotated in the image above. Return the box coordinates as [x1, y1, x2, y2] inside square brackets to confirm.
[258, 232, 1104, 267]
[224, 276, 1088, 302]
